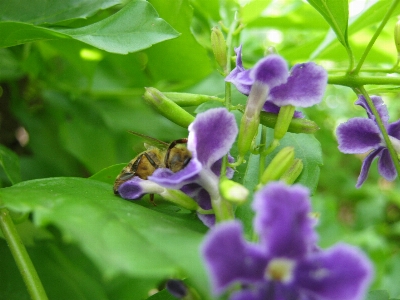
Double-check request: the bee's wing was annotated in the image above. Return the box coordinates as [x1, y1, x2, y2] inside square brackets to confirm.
[127, 131, 169, 150]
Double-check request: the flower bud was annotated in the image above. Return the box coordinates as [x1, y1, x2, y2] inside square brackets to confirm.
[237, 82, 270, 157]
[163, 92, 224, 107]
[143, 87, 195, 128]
[219, 178, 249, 204]
[280, 158, 303, 184]
[259, 146, 295, 186]
[395, 19, 400, 56]
[211, 26, 227, 71]
[259, 111, 319, 134]
[274, 105, 295, 140]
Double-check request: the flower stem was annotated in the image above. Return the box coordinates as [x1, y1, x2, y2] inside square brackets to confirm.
[352, 0, 400, 74]
[329, 74, 400, 87]
[357, 87, 400, 179]
[258, 126, 267, 182]
[0, 207, 48, 300]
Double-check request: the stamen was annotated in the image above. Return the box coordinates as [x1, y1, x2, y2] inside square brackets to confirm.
[265, 258, 295, 283]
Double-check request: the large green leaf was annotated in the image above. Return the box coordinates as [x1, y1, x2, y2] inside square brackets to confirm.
[0, 1, 179, 54]
[0, 177, 211, 298]
[306, 0, 349, 47]
[0, 144, 21, 185]
[145, 0, 212, 84]
[0, 0, 120, 25]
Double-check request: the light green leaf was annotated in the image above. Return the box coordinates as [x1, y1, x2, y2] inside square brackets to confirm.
[306, 0, 349, 47]
[0, 177, 211, 298]
[145, 0, 212, 84]
[0, 1, 179, 54]
[0, 144, 21, 185]
[90, 163, 125, 185]
[0, 0, 120, 25]
[241, 0, 273, 24]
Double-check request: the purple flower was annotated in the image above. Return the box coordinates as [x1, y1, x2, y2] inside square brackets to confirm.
[226, 45, 327, 116]
[337, 95, 400, 187]
[150, 108, 237, 225]
[149, 108, 237, 188]
[202, 182, 372, 300]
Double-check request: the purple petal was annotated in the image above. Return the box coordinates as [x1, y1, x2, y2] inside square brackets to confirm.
[263, 101, 304, 118]
[197, 213, 215, 227]
[118, 177, 164, 200]
[337, 118, 382, 153]
[149, 160, 201, 189]
[202, 221, 268, 294]
[118, 177, 146, 199]
[188, 108, 238, 168]
[252, 182, 317, 259]
[296, 244, 373, 300]
[355, 95, 389, 126]
[388, 119, 400, 140]
[225, 45, 253, 95]
[356, 148, 382, 188]
[250, 55, 288, 88]
[378, 148, 397, 181]
[210, 155, 235, 179]
[268, 62, 327, 107]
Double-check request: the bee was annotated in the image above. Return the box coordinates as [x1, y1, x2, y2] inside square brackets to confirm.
[113, 131, 191, 196]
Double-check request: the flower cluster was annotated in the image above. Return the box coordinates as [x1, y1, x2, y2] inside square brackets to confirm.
[117, 107, 238, 227]
[337, 95, 400, 187]
[226, 45, 327, 117]
[202, 182, 373, 300]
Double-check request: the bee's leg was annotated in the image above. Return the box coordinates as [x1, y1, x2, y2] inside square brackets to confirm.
[165, 138, 188, 167]
[144, 152, 159, 169]
[149, 194, 157, 206]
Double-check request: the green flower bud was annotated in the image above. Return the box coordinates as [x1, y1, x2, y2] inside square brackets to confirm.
[259, 111, 319, 134]
[143, 87, 195, 128]
[274, 105, 295, 140]
[211, 26, 227, 71]
[395, 19, 400, 56]
[163, 92, 224, 107]
[237, 82, 270, 157]
[280, 158, 303, 184]
[220, 178, 249, 204]
[259, 146, 295, 186]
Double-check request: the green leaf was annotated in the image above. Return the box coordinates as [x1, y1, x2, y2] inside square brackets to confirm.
[0, 177, 211, 298]
[0, 144, 21, 185]
[241, 0, 273, 24]
[0, 239, 109, 300]
[367, 290, 390, 300]
[306, 0, 349, 47]
[90, 163, 126, 185]
[0, 0, 121, 25]
[145, 0, 212, 84]
[0, 1, 180, 54]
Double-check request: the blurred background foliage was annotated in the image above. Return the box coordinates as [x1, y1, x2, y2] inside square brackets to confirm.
[1, 0, 400, 298]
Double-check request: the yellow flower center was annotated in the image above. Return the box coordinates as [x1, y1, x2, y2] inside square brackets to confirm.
[265, 258, 295, 283]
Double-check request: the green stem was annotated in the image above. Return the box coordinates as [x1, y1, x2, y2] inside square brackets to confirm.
[357, 87, 400, 179]
[352, 0, 400, 74]
[329, 74, 400, 87]
[258, 126, 267, 182]
[0, 207, 48, 300]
